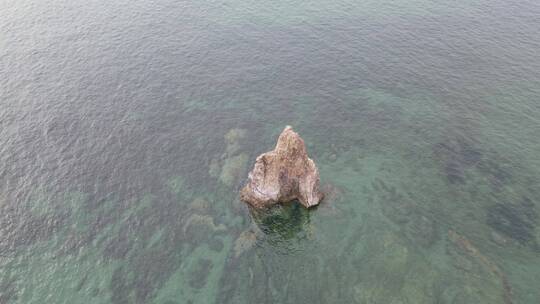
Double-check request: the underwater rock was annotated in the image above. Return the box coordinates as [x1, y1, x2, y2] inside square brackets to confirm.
[375, 178, 415, 224]
[208, 237, 224, 252]
[219, 153, 248, 186]
[224, 128, 247, 156]
[240, 126, 323, 208]
[328, 153, 337, 162]
[448, 229, 513, 304]
[486, 201, 536, 245]
[208, 158, 220, 178]
[351, 232, 417, 304]
[233, 230, 257, 258]
[189, 258, 213, 289]
[209, 128, 249, 186]
[318, 183, 345, 216]
[405, 213, 438, 248]
[188, 197, 210, 213]
[182, 214, 226, 235]
[490, 231, 509, 246]
[321, 183, 344, 203]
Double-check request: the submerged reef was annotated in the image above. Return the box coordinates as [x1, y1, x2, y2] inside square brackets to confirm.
[447, 229, 513, 304]
[433, 135, 512, 190]
[241, 126, 323, 208]
[209, 128, 249, 187]
[486, 198, 537, 246]
[233, 230, 257, 258]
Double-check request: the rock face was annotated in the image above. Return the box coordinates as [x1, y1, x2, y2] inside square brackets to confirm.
[240, 126, 323, 208]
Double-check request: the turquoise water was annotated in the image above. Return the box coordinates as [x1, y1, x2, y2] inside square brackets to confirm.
[1, 0, 540, 303]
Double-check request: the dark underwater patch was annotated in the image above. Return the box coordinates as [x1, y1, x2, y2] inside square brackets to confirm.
[433, 135, 513, 190]
[0, 210, 63, 256]
[405, 213, 438, 248]
[433, 137, 482, 185]
[103, 232, 133, 260]
[375, 179, 414, 224]
[476, 160, 512, 189]
[375, 179, 439, 247]
[110, 266, 130, 304]
[444, 161, 466, 185]
[486, 200, 537, 245]
[189, 258, 213, 289]
[0, 276, 17, 304]
[208, 237, 224, 252]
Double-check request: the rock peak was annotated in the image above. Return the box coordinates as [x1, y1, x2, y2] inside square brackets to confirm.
[240, 126, 323, 208]
[274, 126, 307, 157]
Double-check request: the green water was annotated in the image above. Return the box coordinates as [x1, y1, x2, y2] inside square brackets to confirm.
[1, 0, 540, 303]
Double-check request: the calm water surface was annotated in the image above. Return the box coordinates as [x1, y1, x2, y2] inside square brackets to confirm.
[1, 0, 540, 303]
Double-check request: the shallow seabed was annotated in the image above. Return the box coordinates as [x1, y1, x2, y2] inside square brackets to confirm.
[1, 0, 540, 303]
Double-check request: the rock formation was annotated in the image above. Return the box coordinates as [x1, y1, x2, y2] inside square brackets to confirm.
[209, 128, 249, 187]
[240, 126, 323, 208]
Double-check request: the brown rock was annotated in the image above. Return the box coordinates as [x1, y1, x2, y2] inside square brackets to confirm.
[240, 126, 324, 208]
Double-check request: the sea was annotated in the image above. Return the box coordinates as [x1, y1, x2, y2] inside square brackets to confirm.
[1, 0, 540, 303]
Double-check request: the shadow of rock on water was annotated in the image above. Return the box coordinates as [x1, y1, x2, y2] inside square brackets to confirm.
[486, 198, 538, 247]
[249, 202, 313, 253]
[218, 203, 320, 304]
